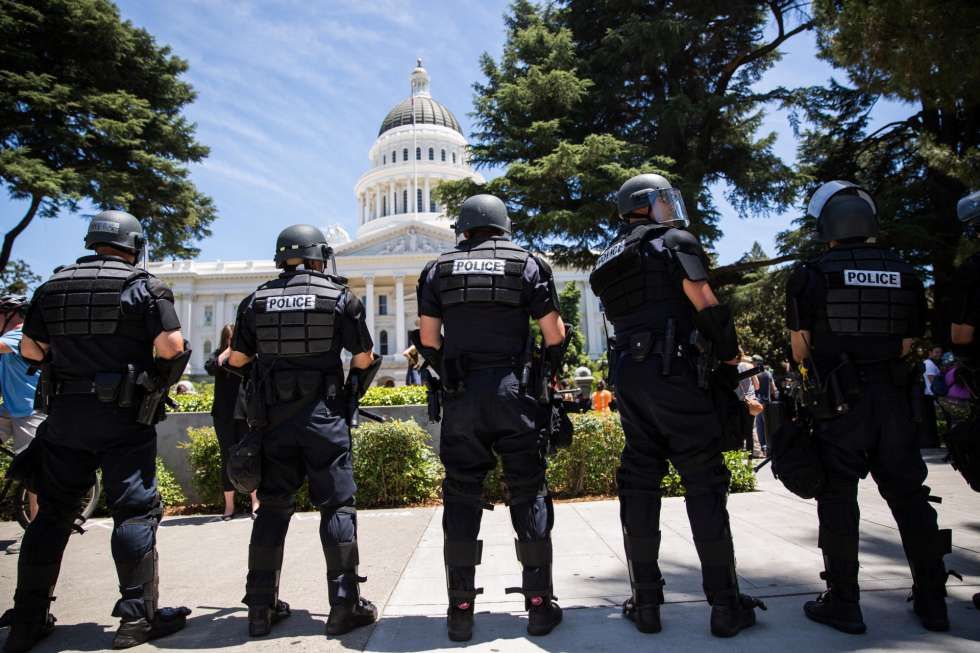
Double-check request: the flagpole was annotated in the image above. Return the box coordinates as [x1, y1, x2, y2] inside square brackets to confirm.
[412, 93, 418, 216]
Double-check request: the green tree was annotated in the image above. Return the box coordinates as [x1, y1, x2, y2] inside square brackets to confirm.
[0, 0, 216, 270]
[0, 259, 40, 294]
[783, 0, 980, 337]
[718, 242, 791, 365]
[438, 0, 810, 268]
[556, 280, 591, 370]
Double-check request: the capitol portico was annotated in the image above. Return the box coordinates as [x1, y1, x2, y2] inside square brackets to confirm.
[149, 61, 605, 382]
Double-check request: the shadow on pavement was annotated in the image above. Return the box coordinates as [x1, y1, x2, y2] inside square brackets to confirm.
[365, 612, 534, 652]
[4, 621, 113, 653]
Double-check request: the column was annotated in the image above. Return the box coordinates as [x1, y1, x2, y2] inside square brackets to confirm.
[395, 274, 406, 354]
[359, 195, 365, 224]
[586, 283, 603, 355]
[423, 176, 431, 213]
[215, 294, 226, 349]
[388, 183, 395, 217]
[181, 294, 193, 334]
[374, 186, 381, 219]
[364, 275, 376, 351]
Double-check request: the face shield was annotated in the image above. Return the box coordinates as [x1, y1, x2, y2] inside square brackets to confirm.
[630, 187, 688, 227]
[806, 180, 876, 221]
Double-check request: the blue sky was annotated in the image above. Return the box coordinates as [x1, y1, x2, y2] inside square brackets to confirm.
[3, 0, 913, 279]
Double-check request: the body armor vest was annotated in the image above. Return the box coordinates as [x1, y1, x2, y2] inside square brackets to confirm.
[589, 224, 691, 331]
[39, 256, 147, 339]
[253, 271, 344, 357]
[813, 245, 919, 340]
[435, 238, 529, 308]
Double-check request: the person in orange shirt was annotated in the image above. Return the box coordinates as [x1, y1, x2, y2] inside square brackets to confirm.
[592, 380, 613, 412]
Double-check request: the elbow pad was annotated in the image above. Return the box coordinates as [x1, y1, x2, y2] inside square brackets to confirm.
[693, 304, 739, 362]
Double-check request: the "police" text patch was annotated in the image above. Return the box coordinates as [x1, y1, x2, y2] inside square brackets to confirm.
[595, 241, 625, 269]
[843, 269, 901, 289]
[452, 259, 505, 275]
[266, 295, 317, 312]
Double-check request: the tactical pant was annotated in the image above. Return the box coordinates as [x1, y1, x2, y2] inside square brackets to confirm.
[813, 379, 948, 600]
[614, 353, 738, 605]
[13, 398, 163, 622]
[439, 368, 554, 607]
[244, 397, 362, 609]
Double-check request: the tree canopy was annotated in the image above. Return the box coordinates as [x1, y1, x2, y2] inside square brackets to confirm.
[438, 0, 811, 268]
[0, 0, 216, 271]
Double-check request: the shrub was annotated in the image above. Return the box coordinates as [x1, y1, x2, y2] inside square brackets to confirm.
[157, 457, 187, 507]
[180, 427, 224, 506]
[361, 385, 427, 406]
[353, 419, 442, 507]
[171, 384, 215, 413]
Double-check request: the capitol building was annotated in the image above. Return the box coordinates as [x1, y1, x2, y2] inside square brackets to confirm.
[149, 61, 606, 383]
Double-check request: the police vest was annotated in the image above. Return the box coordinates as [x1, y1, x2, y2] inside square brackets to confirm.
[812, 245, 920, 339]
[435, 238, 529, 308]
[253, 271, 344, 357]
[589, 224, 691, 330]
[39, 256, 148, 339]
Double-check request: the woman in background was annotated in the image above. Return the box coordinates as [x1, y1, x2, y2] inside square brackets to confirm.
[206, 324, 259, 519]
[403, 345, 422, 385]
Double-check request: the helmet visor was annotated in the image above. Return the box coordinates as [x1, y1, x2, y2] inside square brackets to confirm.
[807, 180, 876, 220]
[631, 187, 688, 227]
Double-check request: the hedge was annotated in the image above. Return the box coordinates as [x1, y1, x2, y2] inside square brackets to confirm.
[170, 384, 427, 414]
[180, 411, 755, 509]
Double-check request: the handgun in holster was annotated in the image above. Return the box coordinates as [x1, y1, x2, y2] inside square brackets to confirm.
[136, 348, 192, 426]
[689, 329, 715, 390]
[32, 359, 53, 414]
[420, 364, 442, 423]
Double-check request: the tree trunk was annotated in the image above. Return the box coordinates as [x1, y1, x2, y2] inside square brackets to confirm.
[1, 195, 43, 273]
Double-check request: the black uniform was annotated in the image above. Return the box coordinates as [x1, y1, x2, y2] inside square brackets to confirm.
[589, 223, 744, 611]
[418, 235, 559, 608]
[233, 268, 372, 612]
[786, 243, 951, 611]
[951, 252, 980, 363]
[14, 255, 181, 624]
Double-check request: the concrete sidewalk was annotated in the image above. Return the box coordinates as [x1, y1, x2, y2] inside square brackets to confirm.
[1, 450, 979, 651]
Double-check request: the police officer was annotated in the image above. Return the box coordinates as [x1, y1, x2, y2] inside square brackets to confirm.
[787, 181, 953, 633]
[417, 194, 566, 642]
[949, 190, 980, 609]
[589, 174, 765, 638]
[0, 212, 190, 652]
[224, 224, 379, 638]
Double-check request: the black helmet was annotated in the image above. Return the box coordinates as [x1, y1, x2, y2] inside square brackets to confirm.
[807, 180, 878, 243]
[274, 224, 332, 268]
[958, 190, 980, 239]
[453, 194, 511, 236]
[0, 294, 29, 316]
[84, 210, 145, 255]
[616, 173, 688, 226]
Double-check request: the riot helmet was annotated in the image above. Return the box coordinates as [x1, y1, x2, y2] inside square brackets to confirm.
[274, 224, 333, 269]
[616, 173, 688, 227]
[957, 190, 980, 239]
[807, 180, 878, 243]
[0, 294, 29, 317]
[453, 194, 511, 236]
[84, 210, 145, 256]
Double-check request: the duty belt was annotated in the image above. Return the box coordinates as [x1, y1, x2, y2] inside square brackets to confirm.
[461, 352, 525, 372]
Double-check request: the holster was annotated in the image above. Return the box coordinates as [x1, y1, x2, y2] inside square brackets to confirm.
[33, 361, 53, 414]
[136, 349, 192, 426]
[421, 366, 442, 423]
[245, 374, 269, 431]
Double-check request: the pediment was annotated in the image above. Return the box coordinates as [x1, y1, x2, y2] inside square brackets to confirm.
[336, 222, 456, 257]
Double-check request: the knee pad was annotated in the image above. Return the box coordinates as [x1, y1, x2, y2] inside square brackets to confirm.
[111, 495, 163, 562]
[442, 476, 488, 510]
[509, 493, 553, 540]
[320, 504, 357, 544]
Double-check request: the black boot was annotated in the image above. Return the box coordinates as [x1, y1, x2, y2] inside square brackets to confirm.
[622, 531, 664, 634]
[905, 529, 953, 632]
[526, 595, 563, 637]
[324, 537, 377, 636]
[247, 600, 291, 638]
[446, 589, 480, 642]
[325, 595, 377, 636]
[0, 607, 56, 653]
[509, 539, 562, 636]
[695, 534, 765, 638]
[803, 556, 865, 635]
[112, 607, 191, 649]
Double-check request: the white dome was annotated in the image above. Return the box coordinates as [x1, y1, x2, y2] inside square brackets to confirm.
[322, 223, 351, 246]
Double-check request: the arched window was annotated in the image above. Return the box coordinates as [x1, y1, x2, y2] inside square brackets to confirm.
[441, 149, 446, 162]
[452, 152, 457, 164]
[402, 148, 408, 161]
[392, 150, 396, 163]
[378, 295, 388, 316]
[428, 147, 434, 160]
[402, 189, 408, 214]
[379, 330, 389, 356]
[415, 147, 421, 160]
[203, 339, 213, 356]
[430, 199, 437, 213]
[417, 188, 423, 212]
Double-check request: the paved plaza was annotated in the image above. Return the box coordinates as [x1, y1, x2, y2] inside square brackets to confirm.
[1, 450, 978, 652]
